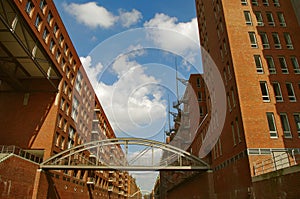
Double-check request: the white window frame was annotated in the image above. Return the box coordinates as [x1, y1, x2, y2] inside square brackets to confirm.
[266, 12, 275, 26]
[262, 0, 269, 6]
[284, 32, 293, 49]
[231, 122, 236, 146]
[231, 88, 236, 107]
[291, 56, 300, 74]
[280, 113, 292, 138]
[293, 113, 300, 137]
[252, 0, 258, 6]
[266, 112, 278, 138]
[236, 118, 242, 143]
[272, 32, 281, 49]
[286, 82, 296, 102]
[272, 82, 283, 102]
[249, 32, 258, 48]
[255, 12, 264, 26]
[260, 32, 270, 49]
[254, 55, 264, 74]
[241, 0, 248, 5]
[273, 0, 280, 7]
[244, 11, 252, 25]
[260, 81, 270, 102]
[227, 93, 232, 112]
[266, 56, 276, 74]
[277, 12, 286, 27]
[278, 56, 288, 74]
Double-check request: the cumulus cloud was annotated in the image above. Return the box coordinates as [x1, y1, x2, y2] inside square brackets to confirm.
[80, 54, 167, 138]
[119, 9, 143, 28]
[63, 2, 142, 29]
[144, 14, 200, 66]
[80, 56, 103, 86]
[63, 2, 118, 28]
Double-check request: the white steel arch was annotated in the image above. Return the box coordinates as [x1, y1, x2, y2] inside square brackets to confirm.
[40, 138, 209, 171]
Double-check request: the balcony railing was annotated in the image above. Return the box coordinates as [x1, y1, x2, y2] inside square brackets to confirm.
[253, 151, 300, 176]
[0, 145, 43, 164]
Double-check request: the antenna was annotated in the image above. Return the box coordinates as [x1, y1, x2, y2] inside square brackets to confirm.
[168, 94, 171, 131]
[175, 57, 179, 100]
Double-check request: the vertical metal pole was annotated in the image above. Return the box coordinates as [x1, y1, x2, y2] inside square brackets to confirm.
[152, 145, 154, 166]
[125, 141, 128, 166]
[272, 152, 277, 171]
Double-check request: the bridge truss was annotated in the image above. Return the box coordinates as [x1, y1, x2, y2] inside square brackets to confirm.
[40, 138, 209, 171]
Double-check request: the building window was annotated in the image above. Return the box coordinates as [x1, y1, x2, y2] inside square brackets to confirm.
[42, 28, 49, 41]
[255, 12, 264, 26]
[198, 92, 202, 101]
[260, 32, 270, 49]
[199, 106, 204, 116]
[49, 39, 55, 52]
[260, 81, 270, 102]
[286, 83, 296, 102]
[284, 33, 293, 49]
[34, 14, 42, 30]
[266, 12, 275, 26]
[223, 68, 228, 85]
[39, 0, 47, 13]
[231, 88, 236, 107]
[291, 56, 300, 74]
[251, 0, 258, 6]
[293, 113, 300, 137]
[227, 62, 232, 80]
[273, 0, 280, 7]
[249, 32, 258, 48]
[280, 113, 292, 138]
[262, 0, 269, 6]
[53, 23, 59, 36]
[277, 12, 286, 27]
[47, 11, 53, 24]
[236, 118, 242, 143]
[196, 78, 201, 87]
[223, 40, 228, 54]
[278, 56, 288, 74]
[231, 122, 236, 146]
[56, 49, 61, 62]
[266, 56, 276, 74]
[272, 32, 281, 49]
[71, 96, 79, 122]
[25, 1, 34, 16]
[254, 55, 264, 74]
[266, 112, 278, 138]
[241, 0, 248, 5]
[244, 11, 252, 25]
[272, 82, 283, 102]
[227, 93, 232, 112]
[75, 71, 83, 93]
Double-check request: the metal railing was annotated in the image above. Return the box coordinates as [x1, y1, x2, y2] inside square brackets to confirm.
[253, 151, 300, 176]
[0, 145, 43, 164]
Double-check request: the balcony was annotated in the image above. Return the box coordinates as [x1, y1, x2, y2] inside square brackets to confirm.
[108, 186, 113, 192]
[86, 177, 95, 185]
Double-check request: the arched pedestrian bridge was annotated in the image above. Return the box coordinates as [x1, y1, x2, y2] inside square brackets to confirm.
[40, 138, 209, 171]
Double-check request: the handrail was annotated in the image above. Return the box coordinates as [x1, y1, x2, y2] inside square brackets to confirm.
[0, 145, 43, 164]
[253, 151, 300, 176]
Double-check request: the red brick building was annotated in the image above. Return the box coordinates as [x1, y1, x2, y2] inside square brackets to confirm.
[156, 0, 300, 198]
[0, 0, 137, 198]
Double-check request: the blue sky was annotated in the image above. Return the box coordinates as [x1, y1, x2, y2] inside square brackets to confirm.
[54, 0, 198, 56]
[53, 0, 201, 193]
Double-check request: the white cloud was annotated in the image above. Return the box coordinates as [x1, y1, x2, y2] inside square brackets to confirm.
[119, 9, 142, 28]
[144, 14, 200, 66]
[80, 54, 167, 138]
[80, 56, 103, 86]
[63, 2, 142, 29]
[63, 2, 118, 29]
